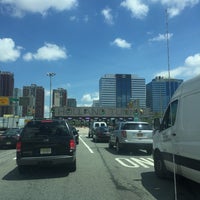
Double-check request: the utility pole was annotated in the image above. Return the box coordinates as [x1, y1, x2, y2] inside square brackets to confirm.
[46, 72, 56, 118]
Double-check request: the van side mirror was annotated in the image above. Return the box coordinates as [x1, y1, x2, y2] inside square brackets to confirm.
[154, 118, 161, 130]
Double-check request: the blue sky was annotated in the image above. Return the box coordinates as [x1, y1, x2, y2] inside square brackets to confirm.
[0, 0, 200, 116]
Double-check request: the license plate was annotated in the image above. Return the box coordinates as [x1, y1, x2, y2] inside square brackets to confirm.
[6, 142, 11, 145]
[137, 133, 143, 137]
[40, 148, 52, 155]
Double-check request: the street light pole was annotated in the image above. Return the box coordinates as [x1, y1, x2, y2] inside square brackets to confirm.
[47, 72, 56, 118]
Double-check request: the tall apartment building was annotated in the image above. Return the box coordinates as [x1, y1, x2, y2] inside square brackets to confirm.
[99, 74, 146, 108]
[53, 88, 67, 107]
[131, 75, 146, 108]
[99, 74, 116, 107]
[0, 71, 14, 116]
[22, 84, 44, 118]
[146, 76, 183, 114]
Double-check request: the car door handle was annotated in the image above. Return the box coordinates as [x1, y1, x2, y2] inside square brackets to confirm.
[172, 133, 176, 136]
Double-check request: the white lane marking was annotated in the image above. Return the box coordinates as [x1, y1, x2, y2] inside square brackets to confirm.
[115, 157, 154, 168]
[79, 136, 94, 154]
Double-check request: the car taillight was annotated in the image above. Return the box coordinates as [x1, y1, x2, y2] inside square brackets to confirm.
[16, 141, 22, 152]
[121, 130, 127, 138]
[69, 139, 76, 150]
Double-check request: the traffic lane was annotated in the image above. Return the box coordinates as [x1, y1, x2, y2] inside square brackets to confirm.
[104, 143, 200, 200]
[0, 149, 16, 174]
[82, 135, 200, 200]
[83, 135, 158, 199]
[1, 134, 199, 200]
[1, 138, 121, 200]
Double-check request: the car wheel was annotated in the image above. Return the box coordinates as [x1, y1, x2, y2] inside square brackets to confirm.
[92, 136, 95, 142]
[94, 136, 98, 143]
[154, 151, 169, 178]
[108, 140, 113, 149]
[116, 140, 121, 154]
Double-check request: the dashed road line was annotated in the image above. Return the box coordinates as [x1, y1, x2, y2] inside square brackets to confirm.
[79, 136, 94, 154]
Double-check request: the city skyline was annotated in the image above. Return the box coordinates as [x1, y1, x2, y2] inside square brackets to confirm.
[0, 0, 200, 116]
[0, 71, 183, 119]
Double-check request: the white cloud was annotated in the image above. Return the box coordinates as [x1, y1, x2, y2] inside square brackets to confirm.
[101, 7, 114, 25]
[23, 43, 67, 61]
[0, 38, 21, 62]
[149, 33, 173, 42]
[121, 0, 149, 19]
[151, 0, 199, 18]
[0, 0, 78, 17]
[81, 92, 99, 105]
[185, 53, 200, 66]
[111, 38, 132, 49]
[155, 53, 200, 80]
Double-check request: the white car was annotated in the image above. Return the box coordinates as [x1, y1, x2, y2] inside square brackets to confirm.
[88, 121, 107, 138]
[109, 121, 153, 154]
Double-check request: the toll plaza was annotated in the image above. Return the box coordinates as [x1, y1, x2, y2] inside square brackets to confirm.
[52, 106, 149, 126]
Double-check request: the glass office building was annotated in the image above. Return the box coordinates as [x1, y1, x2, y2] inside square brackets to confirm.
[146, 77, 183, 114]
[116, 74, 131, 108]
[99, 74, 116, 107]
[99, 74, 146, 108]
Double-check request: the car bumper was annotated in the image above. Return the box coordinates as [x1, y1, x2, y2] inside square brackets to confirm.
[17, 155, 76, 166]
[96, 135, 110, 140]
[119, 140, 153, 149]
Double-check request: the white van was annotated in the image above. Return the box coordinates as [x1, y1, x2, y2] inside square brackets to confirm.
[153, 75, 200, 184]
[88, 121, 107, 138]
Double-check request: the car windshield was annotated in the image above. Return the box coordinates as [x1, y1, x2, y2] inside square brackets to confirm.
[22, 121, 69, 137]
[122, 123, 152, 130]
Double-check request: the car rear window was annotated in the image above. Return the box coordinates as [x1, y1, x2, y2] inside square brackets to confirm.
[122, 123, 152, 130]
[3, 128, 20, 135]
[21, 120, 70, 138]
[95, 123, 99, 128]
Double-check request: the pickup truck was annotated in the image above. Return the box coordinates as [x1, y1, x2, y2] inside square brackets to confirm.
[108, 121, 153, 154]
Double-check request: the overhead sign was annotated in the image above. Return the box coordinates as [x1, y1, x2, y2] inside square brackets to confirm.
[53, 107, 138, 118]
[0, 97, 9, 106]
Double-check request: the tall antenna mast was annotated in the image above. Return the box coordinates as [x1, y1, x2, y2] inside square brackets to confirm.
[165, 9, 177, 200]
[166, 9, 171, 97]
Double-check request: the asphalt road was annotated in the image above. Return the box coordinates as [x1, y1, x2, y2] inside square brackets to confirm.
[0, 127, 199, 200]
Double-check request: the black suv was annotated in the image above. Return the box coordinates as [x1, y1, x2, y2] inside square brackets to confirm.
[16, 119, 76, 173]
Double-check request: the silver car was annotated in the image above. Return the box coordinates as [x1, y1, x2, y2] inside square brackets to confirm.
[109, 121, 153, 154]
